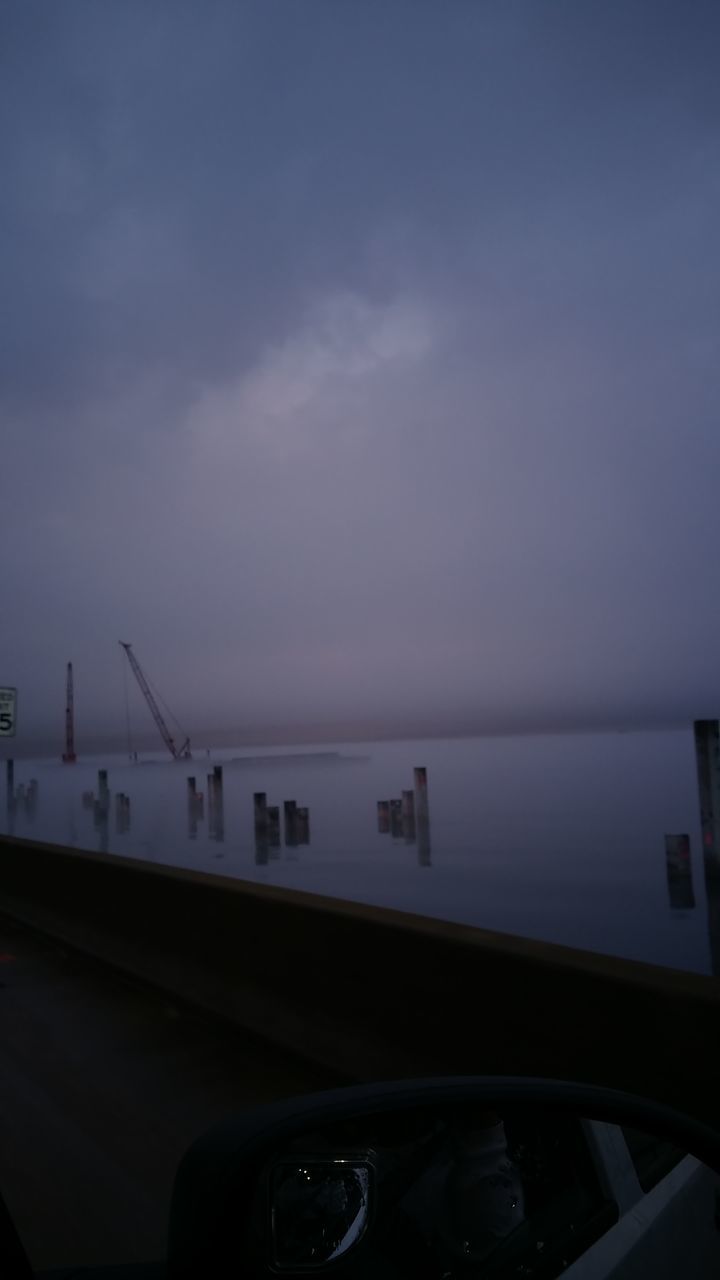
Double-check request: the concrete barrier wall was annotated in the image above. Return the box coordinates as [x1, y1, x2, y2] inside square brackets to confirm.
[1, 834, 719, 1126]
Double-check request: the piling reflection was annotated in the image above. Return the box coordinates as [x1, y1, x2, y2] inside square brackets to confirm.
[210, 765, 224, 842]
[705, 867, 720, 979]
[693, 722, 720, 975]
[377, 766, 432, 866]
[1, 761, 38, 835]
[417, 816, 432, 867]
[254, 791, 310, 864]
[187, 777, 199, 839]
[268, 806, 281, 850]
[115, 793, 131, 836]
[254, 791, 269, 864]
[402, 790, 416, 844]
[664, 835, 695, 911]
[93, 798, 109, 854]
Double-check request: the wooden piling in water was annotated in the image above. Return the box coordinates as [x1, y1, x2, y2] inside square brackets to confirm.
[389, 798, 403, 839]
[377, 800, 390, 834]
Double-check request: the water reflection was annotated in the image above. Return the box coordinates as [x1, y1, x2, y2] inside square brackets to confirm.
[115, 793, 131, 836]
[706, 870, 720, 979]
[417, 817, 432, 867]
[255, 791, 310, 864]
[402, 790, 416, 844]
[187, 777, 201, 839]
[692, 723, 720, 975]
[268, 806, 281, 849]
[3, 762, 40, 835]
[376, 767, 432, 866]
[93, 797, 109, 855]
[210, 766, 224, 842]
[664, 835, 695, 911]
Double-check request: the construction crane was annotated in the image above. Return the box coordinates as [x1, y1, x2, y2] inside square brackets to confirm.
[119, 642, 191, 761]
[62, 661, 77, 763]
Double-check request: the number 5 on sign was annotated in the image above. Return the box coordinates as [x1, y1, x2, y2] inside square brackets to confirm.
[0, 688, 17, 737]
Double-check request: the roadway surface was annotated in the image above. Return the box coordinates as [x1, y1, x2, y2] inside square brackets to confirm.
[0, 914, 335, 1273]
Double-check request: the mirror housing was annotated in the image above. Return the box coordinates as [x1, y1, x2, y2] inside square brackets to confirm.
[167, 1077, 720, 1279]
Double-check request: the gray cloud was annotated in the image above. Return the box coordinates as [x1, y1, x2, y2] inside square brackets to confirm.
[2, 1, 720, 745]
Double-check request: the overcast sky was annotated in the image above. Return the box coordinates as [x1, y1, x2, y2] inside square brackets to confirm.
[2, 1, 720, 744]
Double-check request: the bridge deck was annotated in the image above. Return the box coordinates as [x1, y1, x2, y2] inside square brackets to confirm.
[0, 915, 332, 1273]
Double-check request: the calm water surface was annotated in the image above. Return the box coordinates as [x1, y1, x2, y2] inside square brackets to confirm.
[3, 729, 718, 976]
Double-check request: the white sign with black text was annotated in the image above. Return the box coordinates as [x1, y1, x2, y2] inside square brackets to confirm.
[0, 687, 17, 737]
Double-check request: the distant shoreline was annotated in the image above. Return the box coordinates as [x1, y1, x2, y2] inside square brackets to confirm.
[7, 718, 696, 762]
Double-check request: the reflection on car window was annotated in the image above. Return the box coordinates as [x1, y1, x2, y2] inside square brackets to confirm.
[621, 1126, 686, 1194]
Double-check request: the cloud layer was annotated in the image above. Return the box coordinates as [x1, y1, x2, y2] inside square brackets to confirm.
[2, 1, 720, 743]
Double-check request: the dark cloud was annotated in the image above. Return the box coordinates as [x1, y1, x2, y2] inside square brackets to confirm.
[2, 1, 720, 744]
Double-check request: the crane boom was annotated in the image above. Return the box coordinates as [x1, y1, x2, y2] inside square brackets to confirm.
[119, 643, 191, 761]
[62, 661, 76, 762]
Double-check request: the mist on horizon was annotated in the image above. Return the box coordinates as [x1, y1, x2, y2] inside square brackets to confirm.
[3, 2, 720, 750]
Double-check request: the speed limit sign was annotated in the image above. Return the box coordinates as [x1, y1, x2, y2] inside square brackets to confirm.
[0, 688, 17, 737]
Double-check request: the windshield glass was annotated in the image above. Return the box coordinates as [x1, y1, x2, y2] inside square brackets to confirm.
[2, 3, 719, 1271]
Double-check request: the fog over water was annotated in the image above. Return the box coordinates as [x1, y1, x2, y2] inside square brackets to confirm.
[4, 729, 718, 976]
[2, 2, 720, 747]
